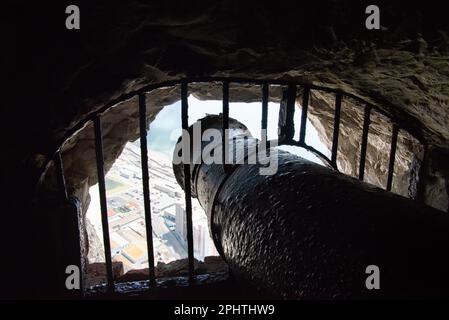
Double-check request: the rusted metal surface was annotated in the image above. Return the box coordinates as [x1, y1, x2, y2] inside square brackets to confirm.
[173, 115, 449, 299]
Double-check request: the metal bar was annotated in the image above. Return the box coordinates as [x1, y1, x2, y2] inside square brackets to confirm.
[261, 84, 269, 142]
[181, 81, 195, 283]
[278, 85, 296, 144]
[299, 87, 310, 144]
[54, 151, 68, 200]
[286, 84, 296, 143]
[278, 91, 287, 143]
[386, 124, 399, 191]
[291, 141, 335, 169]
[43, 77, 423, 189]
[331, 93, 342, 167]
[138, 93, 156, 285]
[93, 116, 114, 293]
[47, 78, 417, 153]
[358, 106, 371, 181]
[222, 81, 230, 167]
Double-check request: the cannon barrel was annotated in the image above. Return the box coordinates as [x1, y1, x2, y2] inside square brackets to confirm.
[172, 115, 449, 299]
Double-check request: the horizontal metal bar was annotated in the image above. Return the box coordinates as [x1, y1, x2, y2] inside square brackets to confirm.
[331, 93, 342, 167]
[386, 124, 399, 191]
[181, 81, 195, 284]
[138, 93, 156, 285]
[299, 87, 310, 144]
[93, 116, 115, 293]
[358, 106, 372, 181]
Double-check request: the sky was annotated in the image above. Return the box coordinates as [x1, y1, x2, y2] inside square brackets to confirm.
[146, 96, 330, 164]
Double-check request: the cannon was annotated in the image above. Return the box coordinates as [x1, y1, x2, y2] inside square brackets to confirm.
[172, 115, 449, 299]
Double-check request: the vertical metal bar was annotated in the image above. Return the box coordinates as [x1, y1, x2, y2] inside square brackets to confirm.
[93, 116, 114, 293]
[222, 81, 230, 167]
[386, 124, 399, 191]
[181, 81, 195, 283]
[285, 84, 296, 143]
[331, 93, 342, 167]
[54, 151, 68, 200]
[278, 84, 296, 144]
[416, 144, 428, 203]
[358, 106, 371, 181]
[299, 86, 310, 144]
[261, 84, 269, 142]
[138, 93, 156, 285]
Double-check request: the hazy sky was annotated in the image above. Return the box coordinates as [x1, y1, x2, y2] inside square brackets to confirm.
[147, 96, 330, 165]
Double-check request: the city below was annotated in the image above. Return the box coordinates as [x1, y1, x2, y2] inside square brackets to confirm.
[86, 141, 218, 274]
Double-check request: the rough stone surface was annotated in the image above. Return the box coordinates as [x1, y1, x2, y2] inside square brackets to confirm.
[85, 256, 228, 287]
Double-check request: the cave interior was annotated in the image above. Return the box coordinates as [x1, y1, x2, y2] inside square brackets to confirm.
[2, 1, 449, 299]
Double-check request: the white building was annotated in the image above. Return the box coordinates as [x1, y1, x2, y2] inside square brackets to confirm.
[175, 203, 187, 241]
[110, 232, 129, 256]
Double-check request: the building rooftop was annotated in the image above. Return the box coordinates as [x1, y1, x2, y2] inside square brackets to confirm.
[122, 244, 146, 263]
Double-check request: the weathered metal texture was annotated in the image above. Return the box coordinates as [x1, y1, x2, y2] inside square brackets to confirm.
[173, 115, 449, 299]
